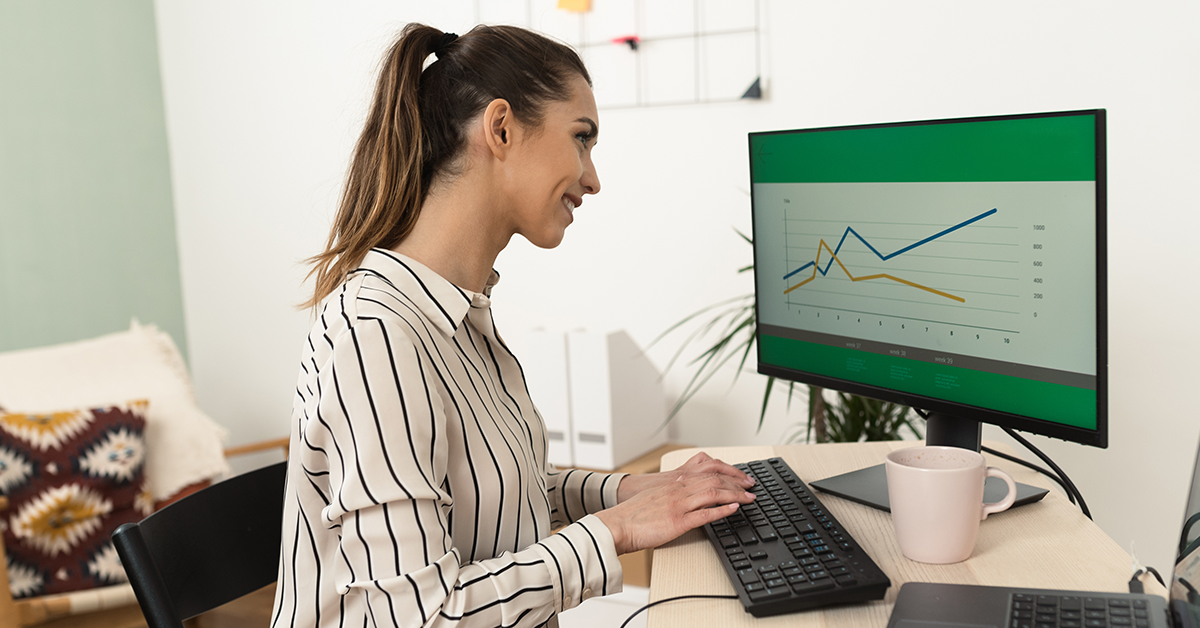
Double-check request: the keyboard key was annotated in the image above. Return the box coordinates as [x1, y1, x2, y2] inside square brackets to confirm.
[757, 527, 779, 542]
[834, 575, 857, 587]
[749, 551, 768, 560]
[1084, 598, 1108, 610]
[766, 578, 786, 588]
[736, 528, 759, 545]
[748, 587, 791, 602]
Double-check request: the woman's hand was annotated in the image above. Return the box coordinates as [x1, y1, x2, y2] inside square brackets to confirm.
[596, 453, 758, 555]
[615, 452, 754, 503]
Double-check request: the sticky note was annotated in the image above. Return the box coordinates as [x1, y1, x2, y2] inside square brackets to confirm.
[558, 0, 592, 13]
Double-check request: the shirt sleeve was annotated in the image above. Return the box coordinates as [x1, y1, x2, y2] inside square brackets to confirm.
[306, 317, 622, 627]
[545, 465, 627, 529]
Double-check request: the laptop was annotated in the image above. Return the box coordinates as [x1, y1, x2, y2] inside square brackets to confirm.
[886, 441, 1200, 628]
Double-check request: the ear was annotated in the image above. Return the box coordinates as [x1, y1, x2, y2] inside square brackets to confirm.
[482, 98, 514, 160]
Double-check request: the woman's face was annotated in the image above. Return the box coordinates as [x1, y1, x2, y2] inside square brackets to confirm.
[505, 75, 601, 249]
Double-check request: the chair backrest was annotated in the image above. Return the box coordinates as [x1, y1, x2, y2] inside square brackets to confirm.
[112, 461, 287, 628]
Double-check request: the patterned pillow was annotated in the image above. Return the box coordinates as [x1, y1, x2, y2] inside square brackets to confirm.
[0, 401, 152, 598]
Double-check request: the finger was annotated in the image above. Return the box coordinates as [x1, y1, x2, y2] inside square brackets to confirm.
[682, 459, 755, 487]
[682, 487, 756, 512]
[676, 472, 753, 492]
[680, 502, 741, 531]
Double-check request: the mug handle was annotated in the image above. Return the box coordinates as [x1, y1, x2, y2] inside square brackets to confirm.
[981, 467, 1017, 520]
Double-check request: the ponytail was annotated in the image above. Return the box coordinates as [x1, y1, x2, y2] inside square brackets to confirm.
[303, 23, 590, 310]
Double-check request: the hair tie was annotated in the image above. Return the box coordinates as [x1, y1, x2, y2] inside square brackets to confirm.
[434, 32, 458, 56]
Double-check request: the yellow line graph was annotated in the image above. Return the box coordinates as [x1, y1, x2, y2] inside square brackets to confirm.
[783, 240, 966, 303]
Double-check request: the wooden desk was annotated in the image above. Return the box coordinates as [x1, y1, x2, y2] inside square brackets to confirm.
[648, 442, 1132, 628]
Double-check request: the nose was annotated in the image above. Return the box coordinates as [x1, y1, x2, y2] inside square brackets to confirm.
[582, 155, 601, 196]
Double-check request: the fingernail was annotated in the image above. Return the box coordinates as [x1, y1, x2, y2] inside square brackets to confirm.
[728, 503, 740, 510]
[745, 492, 756, 500]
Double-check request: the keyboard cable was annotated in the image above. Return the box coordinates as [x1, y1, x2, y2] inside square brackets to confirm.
[618, 594, 738, 628]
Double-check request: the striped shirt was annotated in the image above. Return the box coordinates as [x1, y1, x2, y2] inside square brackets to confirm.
[272, 249, 627, 628]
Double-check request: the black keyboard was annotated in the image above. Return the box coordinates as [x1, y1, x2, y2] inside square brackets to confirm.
[702, 457, 890, 617]
[1010, 593, 1153, 628]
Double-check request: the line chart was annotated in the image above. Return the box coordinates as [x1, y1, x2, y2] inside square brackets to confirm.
[782, 208, 999, 301]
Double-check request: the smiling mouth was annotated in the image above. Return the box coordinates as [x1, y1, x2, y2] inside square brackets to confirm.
[563, 198, 576, 214]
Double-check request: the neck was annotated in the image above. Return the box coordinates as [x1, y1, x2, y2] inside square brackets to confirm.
[391, 173, 511, 293]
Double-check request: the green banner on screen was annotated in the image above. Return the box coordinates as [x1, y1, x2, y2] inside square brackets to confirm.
[760, 335, 1097, 430]
[751, 114, 1096, 184]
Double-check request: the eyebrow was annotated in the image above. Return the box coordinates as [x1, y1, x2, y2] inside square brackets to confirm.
[575, 117, 599, 141]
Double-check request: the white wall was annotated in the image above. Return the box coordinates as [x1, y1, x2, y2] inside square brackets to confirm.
[154, 0, 1200, 572]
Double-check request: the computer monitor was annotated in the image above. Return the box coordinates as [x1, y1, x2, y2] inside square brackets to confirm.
[749, 109, 1106, 510]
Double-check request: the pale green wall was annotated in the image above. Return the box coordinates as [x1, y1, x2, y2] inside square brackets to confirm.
[0, 0, 187, 357]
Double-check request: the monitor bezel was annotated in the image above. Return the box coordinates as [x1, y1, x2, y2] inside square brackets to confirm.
[750, 109, 1108, 449]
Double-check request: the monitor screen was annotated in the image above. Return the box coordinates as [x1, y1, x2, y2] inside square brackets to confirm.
[750, 110, 1107, 448]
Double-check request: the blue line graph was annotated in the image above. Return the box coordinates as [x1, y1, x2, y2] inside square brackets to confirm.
[782, 208, 999, 280]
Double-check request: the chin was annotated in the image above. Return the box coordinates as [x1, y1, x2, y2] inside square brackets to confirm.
[523, 230, 567, 250]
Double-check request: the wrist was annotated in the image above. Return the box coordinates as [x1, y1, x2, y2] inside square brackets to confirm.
[615, 472, 647, 504]
[594, 509, 627, 554]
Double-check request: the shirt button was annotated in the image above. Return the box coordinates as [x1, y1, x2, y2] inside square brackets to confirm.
[582, 588, 594, 599]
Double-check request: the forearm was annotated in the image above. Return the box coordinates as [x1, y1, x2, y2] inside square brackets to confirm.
[546, 467, 627, 526]
[333, 516, 622, 627]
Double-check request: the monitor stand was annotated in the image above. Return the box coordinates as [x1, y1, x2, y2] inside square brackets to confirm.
[808, 413, 1049, 513]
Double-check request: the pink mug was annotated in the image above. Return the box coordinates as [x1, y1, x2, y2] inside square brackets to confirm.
[885, 446, 1017, 564]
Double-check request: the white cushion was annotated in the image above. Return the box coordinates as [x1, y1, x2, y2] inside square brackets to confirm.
[0, 321, 230, 500]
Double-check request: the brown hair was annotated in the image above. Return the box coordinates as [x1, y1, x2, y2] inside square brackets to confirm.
[303, 23, 592, 309]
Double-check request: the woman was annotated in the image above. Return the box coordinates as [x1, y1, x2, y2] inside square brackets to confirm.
[273, 23, 756, 628]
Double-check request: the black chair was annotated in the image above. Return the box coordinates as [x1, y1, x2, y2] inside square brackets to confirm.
[112, 461, 287, 628]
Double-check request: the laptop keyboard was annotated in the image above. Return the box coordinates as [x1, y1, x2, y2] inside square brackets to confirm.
[702, 457, 890, 617]
[1009, 593, 1152, 628]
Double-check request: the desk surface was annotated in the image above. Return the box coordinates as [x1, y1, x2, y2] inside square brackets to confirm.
[648, 441, 1130, 628]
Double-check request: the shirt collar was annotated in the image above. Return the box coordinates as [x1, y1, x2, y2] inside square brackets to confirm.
[357, 249, 499, 337]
